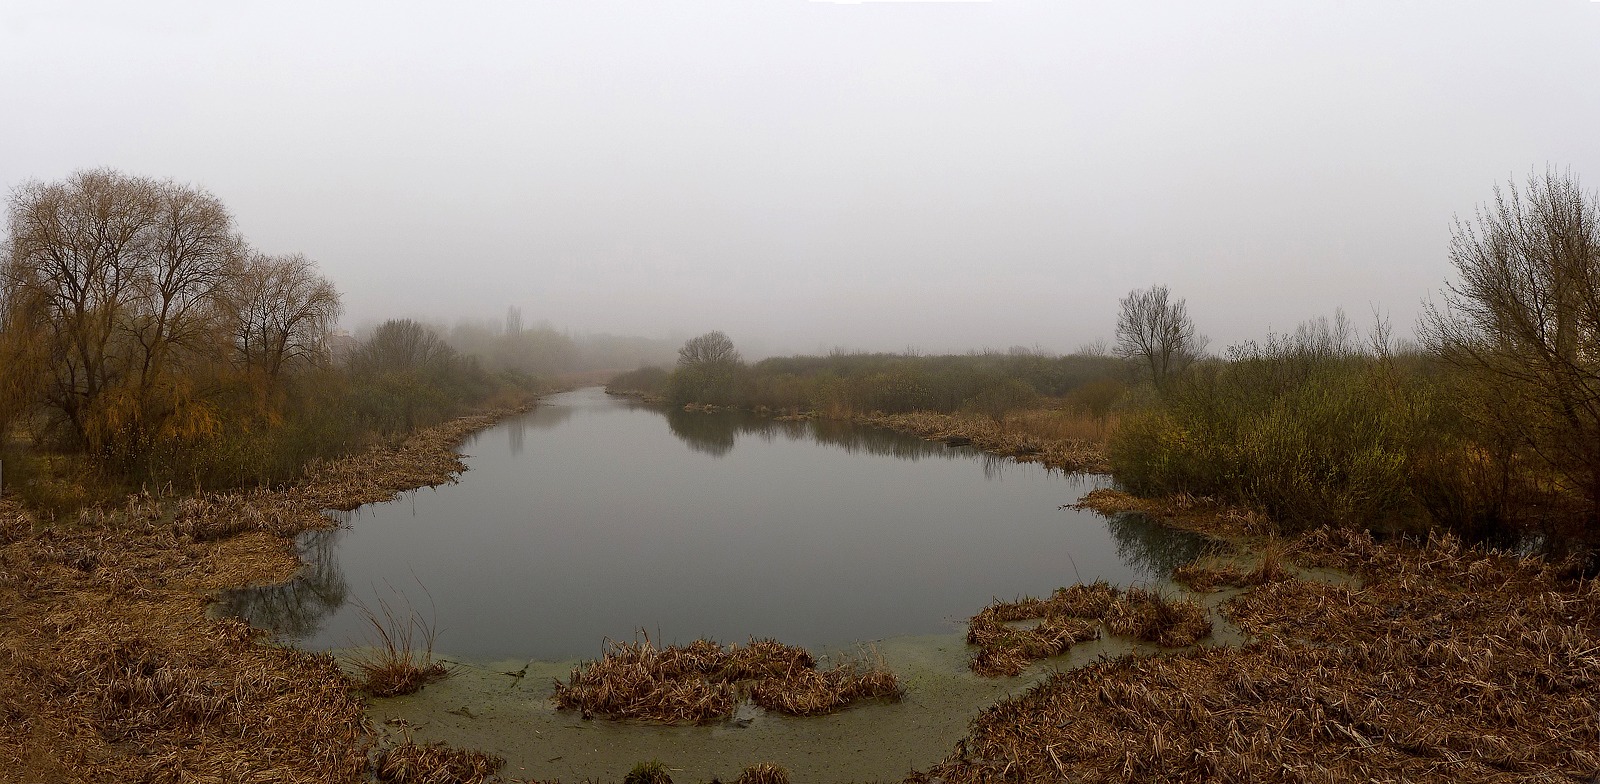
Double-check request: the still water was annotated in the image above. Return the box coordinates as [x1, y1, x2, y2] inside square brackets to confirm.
[219, 387, 1202, 661]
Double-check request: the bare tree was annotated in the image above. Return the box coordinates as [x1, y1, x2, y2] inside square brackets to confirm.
[1114, 285, 1207, 388]
[1423, 168, 1600, 531]
[231, 252, 342, 386]
[677, 330, 740, 367]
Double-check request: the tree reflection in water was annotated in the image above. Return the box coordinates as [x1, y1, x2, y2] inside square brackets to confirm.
[1103, 512, 1210, 580]
[213, 527, 350, 644]
[663, 408, 957, 462]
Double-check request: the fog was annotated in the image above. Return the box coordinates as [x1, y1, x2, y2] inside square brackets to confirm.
[4, 1, 1597, 356]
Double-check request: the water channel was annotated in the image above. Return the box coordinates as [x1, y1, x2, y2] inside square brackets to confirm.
[217, 386, 1212, 781]
[220, 387, 1203, 661]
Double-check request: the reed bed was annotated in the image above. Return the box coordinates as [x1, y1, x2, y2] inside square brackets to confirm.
[966, 582, 1212, 676]
[0, 404, 538, 782]
[857, 410, 1108, 473]
[1074, 487, 1275, 537]
[917, 529, 1600, 783]
[374, 741, 506, 784]
[552, 636, 902, 723]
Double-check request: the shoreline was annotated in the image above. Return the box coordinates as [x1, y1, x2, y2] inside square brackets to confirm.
[0, 396, 545, 782]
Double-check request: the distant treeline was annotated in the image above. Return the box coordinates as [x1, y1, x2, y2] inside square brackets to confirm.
[436, 309, 680, 379]
[609, 337, 1129, 421]
[617, 173, 1600, 547]
[0, 169, 541, 513]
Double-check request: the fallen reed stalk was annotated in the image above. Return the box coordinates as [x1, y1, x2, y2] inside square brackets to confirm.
[373, 741, 505, 784]
[552, 636, 902, 723]
[966, 581, 1212, 676]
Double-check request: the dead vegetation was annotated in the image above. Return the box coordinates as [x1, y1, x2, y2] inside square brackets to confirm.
[917, 529, 1600, 783]
[551, 636, 903, 723]
[347, 594, 450, 697]
[966, 582, 1212, 676]
[734, 763, 791, 784]
[1170, 538, 1295, 592]
[858, 410, 1108, 473]
[0, 404, 534, 782]
[373, 741, 506, 784]
[1073, 487, 1275, 538]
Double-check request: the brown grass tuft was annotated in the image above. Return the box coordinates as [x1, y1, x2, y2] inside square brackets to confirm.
[347, 593, 449, 698]
[374, 741, 505, 784]
[966, 581, 1211, 676]
[1102, 587, 1212, 647]
[734, 763, 791, 784]
[552, 636, 900, 723]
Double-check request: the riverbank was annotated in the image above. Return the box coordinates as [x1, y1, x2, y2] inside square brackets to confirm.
[0, 399, 541, 782]
[604, 391, 1110, 474]
[909, 489, 1598, 783]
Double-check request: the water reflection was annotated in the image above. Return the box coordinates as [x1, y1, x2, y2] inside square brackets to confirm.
[1105, 513, 1212, 579]
[664, 408, 739, 457]
[214, 527, 349, 642]
[219, 388, 1210, 660]
[662, 408, 958, 463]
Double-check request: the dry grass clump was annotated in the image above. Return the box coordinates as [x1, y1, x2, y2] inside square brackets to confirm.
[171, 489, 319, 541]
[735, 763, 791, 784]
[967, 581, 1211, 676]
[623, 759, 674, 784]
[967, 583, 1119, 677]
[1171, 539, 1295, 592]
[374, 741, 505, 784]
[857, 410, 1108, 473]
[346, 595, 450, 697]
[918, 530, 1600, 783]
[746, 655, 904, 716]
[1102, 587, 1212, 648]
[552, 636, 901, 723]
[1074, 488, 1275, 537]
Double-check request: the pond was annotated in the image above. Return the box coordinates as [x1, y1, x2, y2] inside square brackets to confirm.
[218, 387, 1205, 663]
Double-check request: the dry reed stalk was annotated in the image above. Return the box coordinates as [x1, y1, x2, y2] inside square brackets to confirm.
[346, 593, 449, 697]
[374, 741, 505, 784]
[552, 636, 900, 723]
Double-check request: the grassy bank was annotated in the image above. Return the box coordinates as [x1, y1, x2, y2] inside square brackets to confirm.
[0, 401, 542, 782]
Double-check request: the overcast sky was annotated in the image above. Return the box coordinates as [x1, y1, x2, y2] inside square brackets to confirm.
[4, 1, 1598, 356]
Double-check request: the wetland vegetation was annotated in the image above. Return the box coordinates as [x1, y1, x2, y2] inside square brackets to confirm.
[1, 168, 1597, 782]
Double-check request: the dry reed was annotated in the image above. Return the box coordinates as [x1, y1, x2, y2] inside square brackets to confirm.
[735, 763, 791, 784]
[858, 410, 1108, 473]
[552, 636, 902, 723]
[918, 528, 1600, 783]
[346, 593, 449, 697]
[0, 403, 538, 782]
[374, 741, 505, 784]
[966, 581, 1212, 676]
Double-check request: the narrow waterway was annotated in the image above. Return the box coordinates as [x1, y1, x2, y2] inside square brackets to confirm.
[218, 387, 1215, 781]
[220, 387, 1204, 661]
